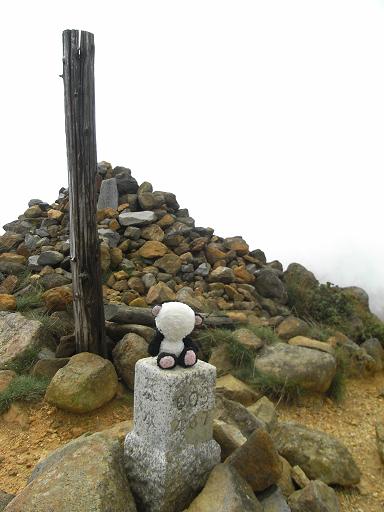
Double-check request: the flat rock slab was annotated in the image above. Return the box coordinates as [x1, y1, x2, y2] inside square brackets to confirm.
[124, 357, 220, 512]
[97, 177, 119, 210]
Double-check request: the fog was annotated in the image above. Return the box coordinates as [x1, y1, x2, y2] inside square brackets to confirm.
[0, 0, 383, 318]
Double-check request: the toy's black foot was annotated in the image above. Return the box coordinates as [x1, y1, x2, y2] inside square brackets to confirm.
[157, 352, 177, 370]
[177, 348, 197, 368]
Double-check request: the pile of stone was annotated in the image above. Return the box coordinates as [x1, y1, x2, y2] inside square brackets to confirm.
[0, 162, 291, 319]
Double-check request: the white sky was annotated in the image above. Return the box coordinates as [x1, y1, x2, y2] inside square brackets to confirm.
[0, 0, 383, 317]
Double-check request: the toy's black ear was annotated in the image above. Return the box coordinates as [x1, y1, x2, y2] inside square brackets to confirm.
[195, 314, 203, 328]
[152, 304, 162, 317]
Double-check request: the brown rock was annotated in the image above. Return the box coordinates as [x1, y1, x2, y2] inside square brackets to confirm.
[24, 205, 43, 218]
[288, 336, 335, 355]
[157, 213, 175, 228]
[127, 277, 145, 295]
[0, 293, 16, 311]
[189, 237, 207, 252]
[233, 266, 255, 284]
[0, 253, 27, 265]
[209, 266, 235, 284]
[206, 243, 227, 264]
[129, 297, 147, 307]
[288, 480, 340, 512]
[139, 241, 168, 259]
[3, 402, 30, 429]
[141, 224, 165, 242]
[100, 244, 111, 272]
[146, 282, 176, 304]
[110, 247, 123, 268]
[112, 333, 148, 390]
[31, 358, 70, 380]
[291, 465, 311, 489]
[47, 209, 64, 221]
[276, 316, 310, 340]
[226, 428, 283, 491]
[154, 253, 182, 274]
[278, 456, 296, 498]
[247, 396, 278, 431]
[0, 369, 17, 392]
[224, 237, 249, 255]
[109, 219, 120, 231]
[208, 345, 233, 376]
[216, 374, 260, 406]
[233, 328, 264, 351]
[42, 286, 73, 311]
[97, 207, 119, 221]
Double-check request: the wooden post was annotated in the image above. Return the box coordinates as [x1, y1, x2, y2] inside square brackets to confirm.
[62, 29, 107, 357]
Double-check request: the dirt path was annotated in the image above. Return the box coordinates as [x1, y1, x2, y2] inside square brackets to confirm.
[277, 373, 384, 512]
[0, 390, 133, 495]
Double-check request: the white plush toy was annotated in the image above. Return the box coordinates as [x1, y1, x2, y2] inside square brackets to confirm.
[148, 301, 203, 369]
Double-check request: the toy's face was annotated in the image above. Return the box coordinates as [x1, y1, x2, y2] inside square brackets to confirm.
[153, 302, 202, 341]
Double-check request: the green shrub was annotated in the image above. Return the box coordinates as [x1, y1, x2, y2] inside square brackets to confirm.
[0, 375, 49, 414]
[245, 324, 281, 345]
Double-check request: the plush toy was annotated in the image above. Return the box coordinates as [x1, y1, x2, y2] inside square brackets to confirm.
[148, 301, 203, 369]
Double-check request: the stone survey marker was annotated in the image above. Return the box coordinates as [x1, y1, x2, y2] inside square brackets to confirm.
[124, 357, 220, 512]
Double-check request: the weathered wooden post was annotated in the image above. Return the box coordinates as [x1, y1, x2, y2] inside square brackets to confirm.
[62, 29, 107, 356]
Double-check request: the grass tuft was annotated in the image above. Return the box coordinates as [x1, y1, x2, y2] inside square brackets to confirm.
[5, 346, 41, 374]
[16, 285, 44, 311]
[0, 375, 50, 414]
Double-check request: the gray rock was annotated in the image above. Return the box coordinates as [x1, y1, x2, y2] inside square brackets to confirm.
[195, 262, 211, 277]
[163, 192, 179, 210]
[124, 226, 142, 240]
[27, 255, 41, 271]
[113, 166, 139, 194]
[142, 273, 157, 289]
[361, 338, 384, 371]
[255, 269, 288, 302]
[271, 422, 361, 486]
[247, 396, 278, 431]
[7, 428, 137, 512]
[0, 490, 14, 511]
[104, 303, 155, 326]
[105, 323, 155, 343]
[40, 273, 71, 290]
[119, 211, 157, 227]
[138, 191, 165, 210]
[0, 312, 54, 370]
[254, 343, 336, 393]
[97, 177, 119, 210]
[0, 261, 26, 275]
[24, 233, 39, 251]
[249, 249, 267, 263]
[257, 485, 291, 512]
[288, 480, 340, 511]
[187, 464, 263, 511]
[342, 286, 369, 309]
[98, 228, 121, 248]
[283, 263, 318, 289]
[336, 338, 376, 376]
[37, 251, 64, 266]
[209, 266, 235, 284]
[215, 394, 265, 438]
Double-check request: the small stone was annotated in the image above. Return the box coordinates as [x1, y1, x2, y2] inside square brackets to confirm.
[278, 456, 296, 498]
[138, 241, 168, 259]
[195, 262, 211, 277]
[0, 294, 16, 311]
[186, 463, 263, 512]
[216, 374, 261, 406]
[213, 420, 247, 460]
[97, 178, 119, 210]
[233, 328, 264, 351]
[129, 297, 147, 307]
[288, 480, 340, 512]
[0, 369, 17, 392]
[226, 428, 283, 492]
[247, 396, 277, 431]
[118, 210, 156, 226]
[154, 253, 182, 274]
[42, 286, 73, 312]
[45, 352, 118, 413]
[276, 316, 310, 340]
[288, 336, 335, 355]
[209, 266, 235, 284]
[37, 251, 64, 267]
[112, 333, 148, 390]
[146, 282, 176, 304]
[291, 465, 311, 489]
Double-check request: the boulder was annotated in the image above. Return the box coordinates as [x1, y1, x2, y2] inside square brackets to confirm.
[271, 422, 361, 486]
[186, 464, 262, 512]
[31, 358, 70, 380]
[45, 352, 118, 413]
[288, 480, 340, 512]
[216, 374, 261, 406]
[5, 428, 137, 512]
[328, 336, 376, 376]
[276, 316, 310, 340]
[254, 343, 336, 393]
[0, 312, 54, 370]
[104, 304, 155, 326]
[233, 328, 264, 351]
[113, 166, 138, 194]
[226, 428, 283, 492]
[284, 263, 318, 289]
[255, 269, 287, 302]
[112, 333, 148, 390]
